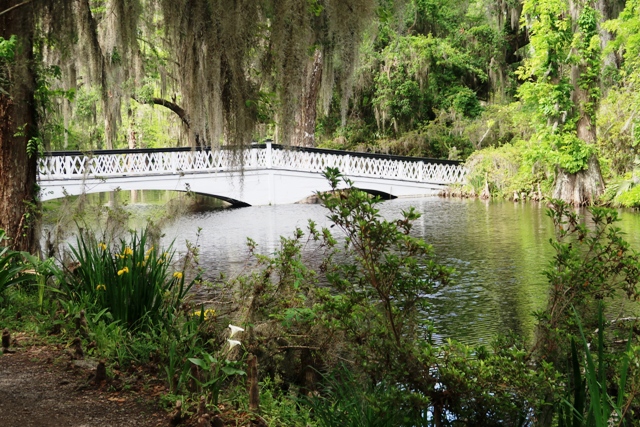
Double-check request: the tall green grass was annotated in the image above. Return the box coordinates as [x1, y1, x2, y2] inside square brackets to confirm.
[308, 367, 423, 427]
[559, 303, 634, 427]
[64, 229, 195, 329]
[0, 229, 37, 301]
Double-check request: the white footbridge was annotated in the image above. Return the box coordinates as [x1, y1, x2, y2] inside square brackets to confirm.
[38, 143, 467, 206]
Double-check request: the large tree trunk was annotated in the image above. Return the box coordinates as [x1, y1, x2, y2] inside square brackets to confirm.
[597, 0, 625, 69]
[552, 91, 604, 205]
[553, 155, 604, 205]
[0, 1, 38, 252]
[553, 0, 605, 206]
[294, 49, 323, 147]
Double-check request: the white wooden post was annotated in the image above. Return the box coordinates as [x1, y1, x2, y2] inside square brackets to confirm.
[266, 141, 273, 169]
[171, 151, 178, 173]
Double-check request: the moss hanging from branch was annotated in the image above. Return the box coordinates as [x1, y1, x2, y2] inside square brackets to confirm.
[156, 0, 374, 146]
[34, 0, 376, 149]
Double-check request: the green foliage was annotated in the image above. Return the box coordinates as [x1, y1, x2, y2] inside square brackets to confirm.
[540, 132, 595, 174]
[324, 0, 511, 150]
[601, 161, 640, 208]
[549, 201, 639, 301]
[308, 367, 417, 427]
[517, 80, 574, 126]
[369, 33, 486, 135]
[0, 35, 17, 93]
[63, 229, 197, 329]
[517, 77, 596, 175]
[0, 230, 37, 303]
[318, 168, 452, 376]
[519, 0, 572, 81]
[188, 345, 246, 405]
[433, 335, 555, 426]
[613, 183, 640, 208]
[229, 221, 326, 392]
[596, 0, 640, 182]
[451, 86, 482, 118]
[5, 170, 640, 425]
[463, 139, 556, 198]
[528, 201, 640, 426]
[31, 56, 76, 151]
[306, 169, 554, 423]
[518, 0, 602, 179]
[464, 143, 524, 196]
[604, 0, 640, 87]
[256, 377, 313, 427]
[0, 35, 17, 62]
[534, 200, 640, 373]
[559, 304, 636, 427]
[596, 91, 640, 177]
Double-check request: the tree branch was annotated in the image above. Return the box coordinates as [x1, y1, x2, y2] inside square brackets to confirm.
[0, 0, 34, 18]
[132, 95, 191, 129]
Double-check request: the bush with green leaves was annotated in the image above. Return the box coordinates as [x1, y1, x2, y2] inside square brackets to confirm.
[63, 229, 196, 329]
[532, 200, 640, 425]
[308, 168, 551, 424]
[535, 201, 640, 360]
[601, 162, 640, 208]
[317, 168, 452, 379]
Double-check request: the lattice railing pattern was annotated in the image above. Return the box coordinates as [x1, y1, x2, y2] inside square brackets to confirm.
[269, 149, 466, 184]
[38, 146, 467, 184]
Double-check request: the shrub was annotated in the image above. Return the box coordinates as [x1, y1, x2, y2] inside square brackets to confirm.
[534, 201, 640, 425]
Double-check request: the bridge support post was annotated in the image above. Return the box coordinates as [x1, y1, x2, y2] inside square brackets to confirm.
[266, 141, 272, 169]
[171, 151, 178, 173]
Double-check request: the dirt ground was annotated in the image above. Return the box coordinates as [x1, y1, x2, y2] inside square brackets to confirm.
[0, 334, 168, 427]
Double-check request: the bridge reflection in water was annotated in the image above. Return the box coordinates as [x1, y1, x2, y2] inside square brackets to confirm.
[38, 142, 467, 206]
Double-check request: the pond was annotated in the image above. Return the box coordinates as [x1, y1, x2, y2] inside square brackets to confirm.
[43, 191, 640, 345]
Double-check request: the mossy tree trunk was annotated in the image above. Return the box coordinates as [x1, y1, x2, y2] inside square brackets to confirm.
[0, 0, 38, 252]
[552, 0, 605, 206]
[553, 156, 604, 205]
[295, 49, 323, 147]
[552, 64, 604, 204]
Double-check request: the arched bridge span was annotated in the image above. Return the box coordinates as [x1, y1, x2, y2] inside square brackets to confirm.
[37, 143, 467, 206]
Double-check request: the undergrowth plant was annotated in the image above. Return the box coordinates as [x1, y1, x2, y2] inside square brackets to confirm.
[317, 167, 453, 382]
[559, 303, 639, 427]
[534, 200, 640, 426]
[63, 229, 197, 329]
[308, 367, 420, 427]
[0, 229, 37, 304]
[188, 342, 246, 406]
[535, 201, 640, 363]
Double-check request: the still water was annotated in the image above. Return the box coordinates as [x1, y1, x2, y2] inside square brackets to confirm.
[46, 193, 640, 346]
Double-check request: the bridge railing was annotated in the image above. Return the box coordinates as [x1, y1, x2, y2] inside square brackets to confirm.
[38, 143, 467, 184]
[268, 147, 466, 184]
